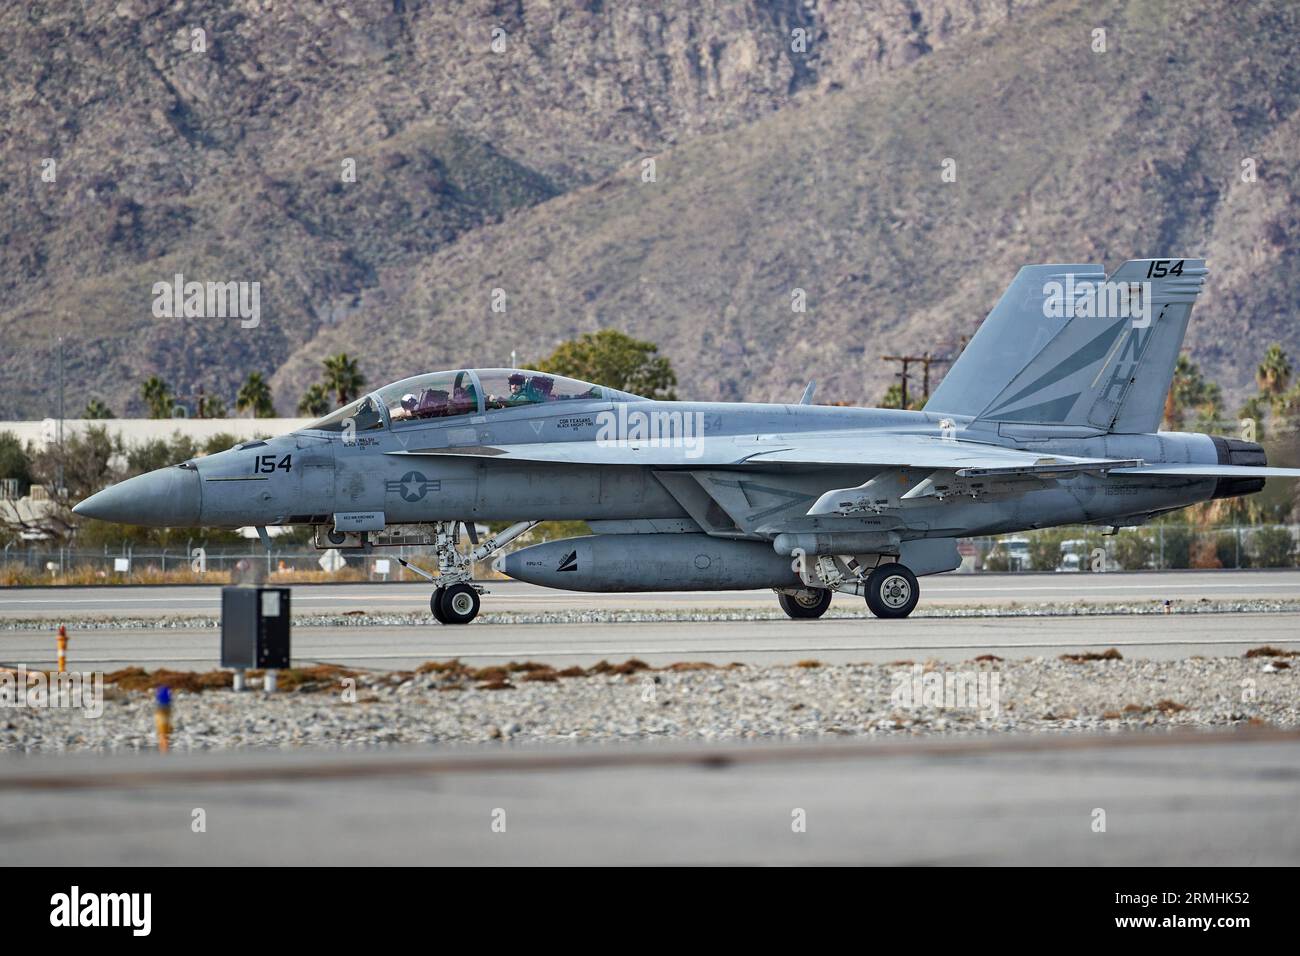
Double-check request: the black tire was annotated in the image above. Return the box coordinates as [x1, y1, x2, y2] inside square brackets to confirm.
[864, 563, 919, 619]
[778, 589, 832, 619]
[438, 583, 481, 624]
[430, 588, 448, 624]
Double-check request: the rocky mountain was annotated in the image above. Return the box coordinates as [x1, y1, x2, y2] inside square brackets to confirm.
[3, 0, 1297, 418]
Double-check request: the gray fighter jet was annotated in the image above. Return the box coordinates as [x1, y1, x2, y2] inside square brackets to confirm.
[76, 259, 1300, 623]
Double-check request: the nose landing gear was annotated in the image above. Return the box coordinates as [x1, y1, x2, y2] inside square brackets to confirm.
[399, 520, 538, 625]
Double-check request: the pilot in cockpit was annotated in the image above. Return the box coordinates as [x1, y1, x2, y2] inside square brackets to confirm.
[490, 372, 533, 407]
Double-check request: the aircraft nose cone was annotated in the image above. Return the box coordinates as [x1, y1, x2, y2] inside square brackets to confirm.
[73, 466, 202, 527]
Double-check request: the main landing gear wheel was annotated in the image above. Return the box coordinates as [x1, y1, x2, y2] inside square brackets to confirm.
[430, 588, 449, 624]
[778, 588, 832, 619]
[436, 583, 481, 625]
[864, 563, 919, 619]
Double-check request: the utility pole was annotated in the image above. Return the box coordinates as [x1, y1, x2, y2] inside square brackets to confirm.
[57, 335, 65, 502]
[880, 352, 952, 408]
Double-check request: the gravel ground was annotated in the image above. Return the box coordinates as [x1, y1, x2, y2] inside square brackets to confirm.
[5, 597, 1300, 631]
[3, 652, 1296, 753]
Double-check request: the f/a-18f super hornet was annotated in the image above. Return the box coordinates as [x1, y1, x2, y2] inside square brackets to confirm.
[76, 259, 1300, 624]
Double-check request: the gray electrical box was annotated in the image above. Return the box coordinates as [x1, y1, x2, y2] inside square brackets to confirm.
[221, 587, 291, 670]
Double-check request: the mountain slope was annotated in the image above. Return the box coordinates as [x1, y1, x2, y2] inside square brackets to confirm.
[275, 0, 1300, 410]
[4, 0, 1297, 419]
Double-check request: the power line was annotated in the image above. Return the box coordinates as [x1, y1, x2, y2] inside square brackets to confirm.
[879, 351, 952, 408]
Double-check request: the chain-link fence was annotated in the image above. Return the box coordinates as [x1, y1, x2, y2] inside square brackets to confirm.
[972, 524, 1299, 572]
[0, 543, 475, 585]
[3, 524, 1296, 584]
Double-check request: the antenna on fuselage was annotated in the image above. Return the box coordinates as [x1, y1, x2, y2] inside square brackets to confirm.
[799, 381, 816, 405]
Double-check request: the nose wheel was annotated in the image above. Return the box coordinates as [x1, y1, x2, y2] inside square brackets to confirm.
[432, 583, 481, 625]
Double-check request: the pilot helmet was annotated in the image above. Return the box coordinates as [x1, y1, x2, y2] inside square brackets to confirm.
[400, 393, 418, 409]
[508, 373, 526, 387]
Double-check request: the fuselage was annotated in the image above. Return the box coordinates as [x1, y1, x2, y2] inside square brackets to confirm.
[77, 389, 1237, 542]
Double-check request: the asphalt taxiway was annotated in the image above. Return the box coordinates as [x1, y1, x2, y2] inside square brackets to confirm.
[4, 569, 1299, 619]
[2, 612, 1298, 671]
[2, 571, 1298, 670]
[1, 730, 1295, 865]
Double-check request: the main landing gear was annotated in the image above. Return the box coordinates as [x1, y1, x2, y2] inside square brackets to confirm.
[399, 520, 538, 625]
[778, 556, 921, 620]
[861, 563, 919, 619]
[777, 588, 833, 619]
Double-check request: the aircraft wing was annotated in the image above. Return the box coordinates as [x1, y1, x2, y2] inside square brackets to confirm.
[1108, 464, 1300, 478]
[393, 433, 1141, 473]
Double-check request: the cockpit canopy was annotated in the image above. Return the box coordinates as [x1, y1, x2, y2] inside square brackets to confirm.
[305, 368, 643, 432]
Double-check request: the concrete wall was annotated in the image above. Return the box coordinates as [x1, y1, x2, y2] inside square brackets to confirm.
[0, 418, 312, 450]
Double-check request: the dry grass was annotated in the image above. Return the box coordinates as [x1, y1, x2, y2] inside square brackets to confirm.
[104, 667, 232, 693]
[795, 660, 822, 669]
[416, 659, 467, 674]
[589, 659, 651, 675]
[245, 664, 359, 692]
[99, 663, 358, 694]
[1059, 648, 1123, 663]
[1107, 700, 1187, 718]
[1245, 646, 1299, 658]
[505, 661, 554, 673]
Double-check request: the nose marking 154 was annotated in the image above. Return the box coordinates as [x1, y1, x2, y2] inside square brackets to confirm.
[253, 454, 292, 474]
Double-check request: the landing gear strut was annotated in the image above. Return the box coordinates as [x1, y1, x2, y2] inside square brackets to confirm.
[399, 520, 538, 625]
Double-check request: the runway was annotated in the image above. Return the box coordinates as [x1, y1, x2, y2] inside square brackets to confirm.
[4, 569, 1300, 619]
[2, 730, 1296, 865]
[3, 612, 1297, 671]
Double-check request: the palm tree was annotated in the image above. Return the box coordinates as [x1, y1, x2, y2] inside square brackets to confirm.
[236, 372, 276, 418]
[141, 376, 173, 419]
[82, 399, 114, 419]
[1238, 396, 1267, 441]
[1256, 343, 1292, 415]
[322, 353, 366, 407]
[1164, 353, 1220, 431]
[201, 394, 228, 418]
[298, 383, 331, 417]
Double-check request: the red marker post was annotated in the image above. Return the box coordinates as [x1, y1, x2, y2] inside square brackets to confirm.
[56, 625, 68, 673]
